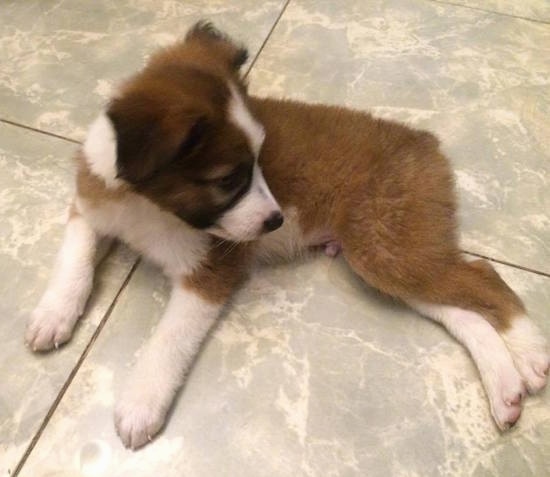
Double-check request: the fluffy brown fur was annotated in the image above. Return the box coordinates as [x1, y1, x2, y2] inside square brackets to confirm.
[251, 99, 525, 330]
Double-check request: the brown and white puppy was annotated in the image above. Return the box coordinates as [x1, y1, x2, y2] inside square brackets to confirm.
[27, 22, 549, 449]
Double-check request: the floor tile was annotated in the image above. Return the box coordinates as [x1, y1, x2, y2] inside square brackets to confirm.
[18, 254, 550, 476]
[248, 0, 550, 274]
[0, 0, 287, 141]
[3, 1, 550, 476]
[442, 0, 550, 22]
[0, 122, 136, 475]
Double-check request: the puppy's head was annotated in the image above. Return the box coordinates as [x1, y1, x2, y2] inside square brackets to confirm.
[83, 21, 282, 242]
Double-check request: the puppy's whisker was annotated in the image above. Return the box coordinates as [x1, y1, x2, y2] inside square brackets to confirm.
[219, 240, 239, 260]
[211, 237, 231, 250]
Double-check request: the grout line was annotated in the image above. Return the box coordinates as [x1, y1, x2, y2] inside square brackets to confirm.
[244, 0, 291, 78]
[426, 0, 550, 24]
[4, 3, 545, 470]
[462, 250, 550, 278]
[0, 119, 81, 145]
[11, 259, 141, 477]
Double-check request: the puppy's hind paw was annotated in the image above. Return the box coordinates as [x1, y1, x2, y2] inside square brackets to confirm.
[490, 377, 526, 431]
[502, 316, 550, 394]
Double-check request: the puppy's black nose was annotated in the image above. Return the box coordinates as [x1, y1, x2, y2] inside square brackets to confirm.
[263, 211, 284, 232]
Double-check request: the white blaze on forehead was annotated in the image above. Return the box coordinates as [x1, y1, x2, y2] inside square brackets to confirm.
[83, 112, 122, 188]
[227, 83, 265, 157]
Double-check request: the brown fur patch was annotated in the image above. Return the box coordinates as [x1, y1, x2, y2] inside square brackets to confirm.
[104, 31, 254, 230]
[183, 240, 254, 304]
[251, 97, 524, 330]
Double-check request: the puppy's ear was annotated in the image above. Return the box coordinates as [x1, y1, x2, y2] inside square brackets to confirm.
[173, 116, 209, 158]
[107, 98, 208, 184]
[186, 21, 249, 71]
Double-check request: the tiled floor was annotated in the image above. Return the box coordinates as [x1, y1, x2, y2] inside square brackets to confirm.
[1, 1, 549, 476]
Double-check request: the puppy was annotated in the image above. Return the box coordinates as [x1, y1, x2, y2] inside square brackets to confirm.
[27, 22, 549, 449]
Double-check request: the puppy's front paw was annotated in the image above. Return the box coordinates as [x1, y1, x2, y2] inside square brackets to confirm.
[114, 394, 167, 449]
[25, 299, 79, 351]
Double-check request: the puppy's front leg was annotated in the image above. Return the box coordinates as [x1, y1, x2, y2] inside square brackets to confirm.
[114, 284, 229, 451]
[115, 243, 250, 449]
[26, 204, 99, 351]
[114, 283, 222, 449]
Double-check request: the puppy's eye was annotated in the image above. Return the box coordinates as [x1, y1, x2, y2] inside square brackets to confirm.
[217, 169, 243, 190]
[214, 162, 253, 192]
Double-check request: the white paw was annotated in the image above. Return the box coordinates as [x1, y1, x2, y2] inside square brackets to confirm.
[502, 316, 550, 394]
[114, 393, 167, 449]
[513, 349, 550, 394]
[25, 297, 80, 351]
[489, 373, 526, 431]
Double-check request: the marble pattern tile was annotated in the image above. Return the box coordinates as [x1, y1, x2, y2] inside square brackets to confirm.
[444, 0, 550, 22]
[0, 0, 287, 141]
[17, 256, 550, 477]
[248, 0, 550, 274]
[2, 0, 550, 476]
[0, 122, 137, 475]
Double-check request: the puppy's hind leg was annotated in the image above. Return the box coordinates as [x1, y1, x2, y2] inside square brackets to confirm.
[463, 259, 550, 394]
[345, 244, 533, 430]
[336, 140, 547, 429]
[406, 259, 549, 427]
[26, 203, 99, 351]
[407, 299, 526, 430]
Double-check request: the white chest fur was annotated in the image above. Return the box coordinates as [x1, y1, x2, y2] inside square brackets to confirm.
[76, 192, 208, 278]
